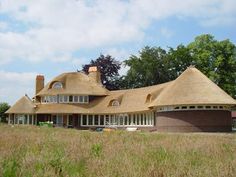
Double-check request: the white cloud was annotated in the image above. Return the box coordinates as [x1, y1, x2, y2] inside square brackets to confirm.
[0, 71, 37, 105]
[0, 0, 235, 66]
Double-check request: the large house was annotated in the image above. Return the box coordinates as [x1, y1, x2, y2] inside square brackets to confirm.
[6, 66, 236, 132]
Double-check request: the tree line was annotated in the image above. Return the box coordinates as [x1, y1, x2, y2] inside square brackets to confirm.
[82, 34, 236, 98]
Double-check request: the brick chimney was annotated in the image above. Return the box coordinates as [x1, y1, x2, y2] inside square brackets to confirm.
[88, 66, 101, 84]
[35, 75, 44, 95]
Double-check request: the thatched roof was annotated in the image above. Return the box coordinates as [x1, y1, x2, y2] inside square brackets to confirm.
[6, 95, 35, 114]
[91, 82, 171, 114]
[37, 72, 108, 96]
[149, 67, 236, 107]
[7, 67, 236, 115]
[35, 82, 171, 114]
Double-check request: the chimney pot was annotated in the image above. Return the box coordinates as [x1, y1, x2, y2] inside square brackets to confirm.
[88, 66, 101, 84]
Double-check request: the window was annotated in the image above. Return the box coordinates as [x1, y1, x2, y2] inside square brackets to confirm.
[64, 95, 68, 103]
[105, 115, 109, 125]
[84, 96, 88, 103]
[82, 115, 87, 125]
[100, 115, 104, 125]
[52, 82, 63, 89]
[189, 106, 195, 109]
[111, 100, 120, 106]
[88, 115, 93, 125]
[42, 95, 57, 103]
[205, 106, 211, 109]
[69, 95, 73, 102]
[146, 94, 152, 103]
[74, 96, 78, 103]
[57, 115, 63, 126]
[94, 115, 99, 125]
[59, 95, 63, 103]
[79, 96, 83, 103]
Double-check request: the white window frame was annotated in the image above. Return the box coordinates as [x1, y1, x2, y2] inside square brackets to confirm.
[52, 82, 63, 89]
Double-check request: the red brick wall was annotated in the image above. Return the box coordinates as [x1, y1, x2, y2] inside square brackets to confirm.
[156, 110, 232, 132]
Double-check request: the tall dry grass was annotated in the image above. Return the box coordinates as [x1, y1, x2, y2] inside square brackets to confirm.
[0, 124, 235, 177]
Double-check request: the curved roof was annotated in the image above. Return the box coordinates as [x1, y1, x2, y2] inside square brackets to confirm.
[37, 72, 108, 96]
[6, 95, 35, 114]
[149, 67, 236, 107]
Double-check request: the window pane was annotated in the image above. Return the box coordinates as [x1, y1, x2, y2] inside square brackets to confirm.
[100, 115, 104, 125]
[94, 115, 99, 125]
[133, 115, 135, 124]
[105, 115, 109, 125]
[74, 96, 78, 102]
[64, 96, 68, 102]
[79, 96, 83, 103]
[82, 115, 87, 125]
[88, 115, 93, 125]
[29, 115, 32, 124]
[141, 114, 143, 125]
[125, 115, 128, 125]
[84, 96, 88, 103]
[120, 116, 123, 125]
[137, 115, 139, 125]
[69, 95, 73, 102]
[52, 115, 57, 124]
[52, 82, 63, 89]
[59, 95, 63, 103]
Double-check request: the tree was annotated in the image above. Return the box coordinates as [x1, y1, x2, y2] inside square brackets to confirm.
[187, 34, 236, 98]
[166, 44, 194, 80]
[82, 54, 121, 90]
[121, 34, 236, 97]
[0, 102, 10, 123]
[122, 46, 169, 88]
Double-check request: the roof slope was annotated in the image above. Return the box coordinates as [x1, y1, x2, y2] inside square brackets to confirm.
[37, 72, 108, 96]
[6, 95, 35, 114]
[91, 82, 172, 114]
[35, 82, 172, 114]
[150, 67, 236, 107]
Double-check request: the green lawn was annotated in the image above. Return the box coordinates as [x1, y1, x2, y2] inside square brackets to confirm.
[0, 124, 235, 177]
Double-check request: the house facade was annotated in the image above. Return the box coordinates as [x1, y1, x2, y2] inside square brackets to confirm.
[6, 66, 236, 132]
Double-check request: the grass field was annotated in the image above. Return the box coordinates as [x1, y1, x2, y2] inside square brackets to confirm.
[0, 124, 235, 177]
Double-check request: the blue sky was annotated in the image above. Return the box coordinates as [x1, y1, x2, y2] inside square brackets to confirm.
[0, 0, 236, 105]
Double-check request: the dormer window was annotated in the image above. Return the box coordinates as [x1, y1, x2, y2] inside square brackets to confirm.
[111, 100, 120, 107]
[52, 82, 63, 89]
[146, 94, 152, 103]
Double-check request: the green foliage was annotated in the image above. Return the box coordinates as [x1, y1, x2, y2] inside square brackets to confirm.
[2, 156, 20, 177]
[82, 54, 121, 90]
[122, 34, 236, 97]
[63, 159, 87, 177]
[90, 143, 103, 157]
[0, 102, 10, 123]
[123, 46, 169, 88]
[187, 34, 236, 97]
